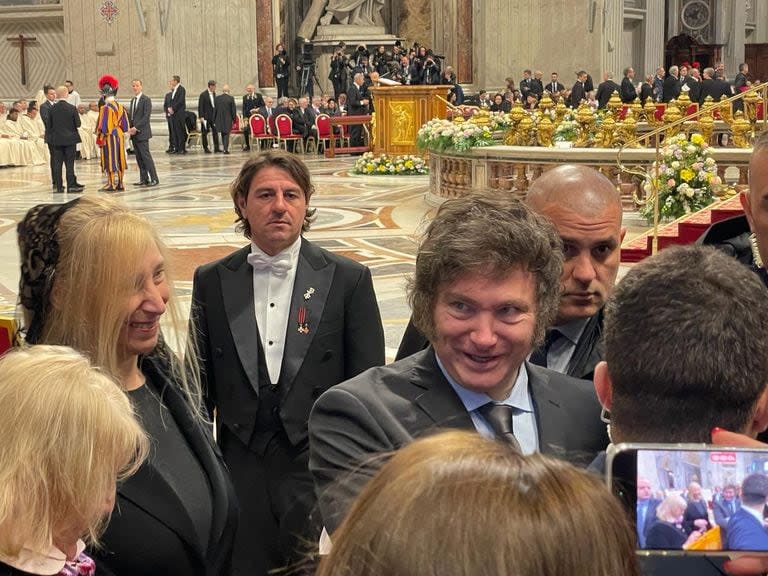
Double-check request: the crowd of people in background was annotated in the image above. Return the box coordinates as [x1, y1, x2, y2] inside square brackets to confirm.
[468, 60, 760, 113]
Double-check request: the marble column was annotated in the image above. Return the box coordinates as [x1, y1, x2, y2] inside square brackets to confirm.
[644, 0, 665, 75]
[755, 1, 768, 42]
[456, 0, 472, 84]
[601, 0, 624, 80]
[257, 0, 275, 88]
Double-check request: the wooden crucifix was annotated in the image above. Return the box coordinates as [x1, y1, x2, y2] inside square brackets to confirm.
[6, 34, 37, 86]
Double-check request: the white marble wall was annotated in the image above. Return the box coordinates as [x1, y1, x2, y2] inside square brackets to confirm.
[473, 0, 603, 91]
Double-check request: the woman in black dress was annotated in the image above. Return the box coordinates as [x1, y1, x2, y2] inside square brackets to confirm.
[17, 196, 238, 576]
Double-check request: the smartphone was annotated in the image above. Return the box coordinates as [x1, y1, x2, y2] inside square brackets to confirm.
[607, 443, 768, 556]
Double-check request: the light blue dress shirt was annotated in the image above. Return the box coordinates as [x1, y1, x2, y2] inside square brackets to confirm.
[435, 354, 539, 455]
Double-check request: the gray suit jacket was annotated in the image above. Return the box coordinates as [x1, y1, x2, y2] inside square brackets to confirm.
[128, 94, 153, 141]
[309, 348, 609, 532]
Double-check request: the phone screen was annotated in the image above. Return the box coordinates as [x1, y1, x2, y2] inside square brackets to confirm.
[611, 447, 768, 554]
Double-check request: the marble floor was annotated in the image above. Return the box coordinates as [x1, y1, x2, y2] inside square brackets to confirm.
[0, 142, 649, 359]
[0, 143, 435, 358]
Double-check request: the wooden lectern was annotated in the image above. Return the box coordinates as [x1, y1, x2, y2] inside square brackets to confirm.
[368, 84, 451, 155]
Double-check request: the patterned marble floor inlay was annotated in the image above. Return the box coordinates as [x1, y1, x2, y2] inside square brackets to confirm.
[0, 145, 430, 358]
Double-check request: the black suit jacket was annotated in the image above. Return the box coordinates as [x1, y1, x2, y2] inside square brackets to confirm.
[170, 84, 186, 114]
[347, 82, 367, 115]
[596, 80, 620, 109]
[40, 99, 54, 142]
[310, 348, 608, 532]
[190, 239, 385, 450]
[242, 93, 264, 117]
[569, 81, 586, 108]
[546, 81, 565, 95]
[128, 94, 153, 141]
[213, 93, 237, 133]
[567, 309, 604, 380]
[683, 500, 709, 533]
[682, 77, 701, 103]
[93, 356, 238, 576]
[198, 90, 216, 122]
[662, 75, 681, 102]
[699, 78, 732, 105]
[47, 100, 81, 146]
[639, 82, 654, 105]
[620, 77, 638, 103]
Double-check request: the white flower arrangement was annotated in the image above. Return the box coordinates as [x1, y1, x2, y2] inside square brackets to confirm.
[417, 118, 494, 152]
[641, 133, 720, 221]
[351, 152, 428, 176]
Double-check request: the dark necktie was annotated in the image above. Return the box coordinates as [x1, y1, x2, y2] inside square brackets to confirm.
[477, 403, 521, 451]
[528, 329, 562, 368]
[130, 97, 136, 118]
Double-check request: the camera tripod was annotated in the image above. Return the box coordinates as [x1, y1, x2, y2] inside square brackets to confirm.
[299, 63, 322, 98]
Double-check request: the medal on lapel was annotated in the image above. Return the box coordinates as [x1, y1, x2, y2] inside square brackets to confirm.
[297, 306, 310, 334]
[304, 287, 315, 300]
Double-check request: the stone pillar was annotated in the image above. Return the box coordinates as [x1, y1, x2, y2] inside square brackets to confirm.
[601, 0, 624, 80]
[456, 0, 473, 84]
[756, 2, 768, 42]
[257, 0, 276, 88]
[644, 0, 665, 76]
[715, 0, 746, 75]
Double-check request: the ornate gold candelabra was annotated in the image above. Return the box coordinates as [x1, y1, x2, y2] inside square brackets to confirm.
[607, 90, 623, 116]
[537, 114, 555, 147]
[619, 109, 641, 148]
[574, 102, 596, 147]
[662, 99, 683, 138]
[731, 110, 751, 148]
[644, 99, 660, 126]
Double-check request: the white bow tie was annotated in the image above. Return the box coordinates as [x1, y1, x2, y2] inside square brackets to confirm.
[247, 252, 291, 276]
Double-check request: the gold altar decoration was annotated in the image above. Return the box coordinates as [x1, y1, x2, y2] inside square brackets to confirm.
[537, 114, 554, 147]
[744, 89, 761, 131]
[539, 92, 554, 116]
[607, 91, 622, 115]
[697, 104, 715, 144]
[619, 109, 641, 148]
[731, 110, 752, 148]
[644, 99, 661, 126]
[596, 114, 617, 148]
[369, 84, 451, 155]
[662, 100, 683, 138]
[554, 100, 569, 123]
[630, 98, 643, 123]
[515, 114, 535, 146]
[574, 103, 597, 147]
[719, 99, 733, 124]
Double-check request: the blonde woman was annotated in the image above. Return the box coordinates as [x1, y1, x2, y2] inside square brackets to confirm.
[316, 431, 640, 576]
[646, 494, 704, 550]
[16, 197, 238, 576]
[0, 345, 147, 576]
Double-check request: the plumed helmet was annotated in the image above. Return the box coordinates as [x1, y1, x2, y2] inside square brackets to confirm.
[98, 74, 119, 97]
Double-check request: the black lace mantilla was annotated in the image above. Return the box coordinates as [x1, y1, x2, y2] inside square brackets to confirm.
[16, 198, 81, 344]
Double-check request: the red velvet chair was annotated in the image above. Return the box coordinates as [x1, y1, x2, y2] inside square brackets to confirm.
[274, 113, 304, 153]
[248, 114, 273, 149]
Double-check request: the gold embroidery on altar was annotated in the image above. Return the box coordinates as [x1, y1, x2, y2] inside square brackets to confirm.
[389, 101, 415, 145]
